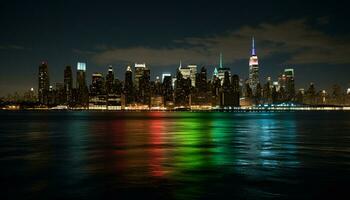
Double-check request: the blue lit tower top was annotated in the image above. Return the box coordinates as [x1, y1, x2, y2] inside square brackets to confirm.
[77, 62, 86, 71]
[251, 37, 256, 56]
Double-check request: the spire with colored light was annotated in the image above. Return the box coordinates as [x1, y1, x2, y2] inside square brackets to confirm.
[213, 67, 218, 77]
[219, 53, 223, 68]
[252, 37, 256, 56]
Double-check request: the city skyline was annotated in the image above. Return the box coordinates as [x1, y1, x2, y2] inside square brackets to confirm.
[1, 1, 350, 96]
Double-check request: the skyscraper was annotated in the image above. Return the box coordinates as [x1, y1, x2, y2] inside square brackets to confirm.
[248, 37, 259, 94]
[76, 62, 87, 106]
[284, 68, 295, 101]
[105, 65, 115, 94]
[76, 62, 86, 90]
[174, 69, 191, 108]
[179, 61, 191, 81]
[134, 63, 146, 91]
[188, 64, 197, 87]
[192, 66, 210, 107]
[63, 66, 73, 104]
[124, 66, 134, 105]
[221, 71, 233, 107]
[38, 61, 50, 105]
[139, 68, 151, 106]
[90, 73, 105, 95]
[217, 53, 231, 85]
[232, 74, 240, 107]
[162, 75, 174, 107]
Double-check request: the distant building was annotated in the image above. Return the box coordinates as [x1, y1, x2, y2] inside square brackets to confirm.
[174, 70, 191, 108]
[90, 73, 105, 95]
[124, 66, 134, 105]
[162, 75, 174, 107]
[162, 73, 171, 82]
[76, 62, 88, 106]
[134, 63, 146, 91]
[188, 64, 197, 87]
[179, 61, 191, 80]
[192, 67, 210, 108]
[38, 61, 50, 105]
[232, 74, 240, 107]
[248, 37, 259, 94]
[284, 68, 295, 101]
[105, 65, 115, 94]
[221, 71, 234, 107]
[138, 67, 151, 106]
[217, 53, 231, 85]
[53, 82, 65, 105]
[64, 66, 73, 104]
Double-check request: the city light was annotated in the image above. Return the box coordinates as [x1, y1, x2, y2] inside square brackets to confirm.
[1, 38, 350, 111]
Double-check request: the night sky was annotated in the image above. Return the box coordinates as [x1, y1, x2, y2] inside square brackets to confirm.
[0, 0, 349, 96]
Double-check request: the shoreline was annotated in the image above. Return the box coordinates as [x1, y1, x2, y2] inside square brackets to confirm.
[2, 106, 350, 112]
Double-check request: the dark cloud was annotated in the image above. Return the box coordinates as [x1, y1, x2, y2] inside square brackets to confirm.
[0, 45, 26, 50]
[89, 19, 350, 67]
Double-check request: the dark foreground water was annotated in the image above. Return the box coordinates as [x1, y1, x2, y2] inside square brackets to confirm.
[1, 111, 350, 200]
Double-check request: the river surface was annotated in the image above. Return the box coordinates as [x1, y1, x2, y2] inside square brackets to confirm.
[1, 111, 350, 199]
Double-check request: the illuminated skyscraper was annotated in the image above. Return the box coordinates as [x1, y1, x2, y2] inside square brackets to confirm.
[76, 62, 88, 106]
[248, 37, 259, 94]
[139, 67, 151, 105]
[89, 73, 107, 110]
[124, 66, 134, 105]
[90, 73, 105, 95]
[134, 63, 146, 91]
[217, 53, 231, 85]
[38, 61, 50, 105]
[162, 73, 171, 82]
[175, 69, 191, 108]
[188, 64, 197, 87]
[105, 65, 115, 94]
[76, 62, 86, 90]
[178, 61, 191, 81]
[284, 68, 295, 101]
[213, 67, 218, 78]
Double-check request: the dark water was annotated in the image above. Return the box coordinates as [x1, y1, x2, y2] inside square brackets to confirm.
[1, 111, 350, 199]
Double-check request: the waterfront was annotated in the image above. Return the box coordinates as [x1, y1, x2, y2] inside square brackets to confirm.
[1, 111, 350, 199]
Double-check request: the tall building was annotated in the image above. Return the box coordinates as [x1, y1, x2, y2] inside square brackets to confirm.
[162, 73, 171, 82]
[162, 75, 174, 107]
[105, 65, 115, 94]
[38, 61, 50, 105]
[90, 73, 105, 95]
[196, 67, 208, 92]
[134, 63, 146, 91]
[188, 64, 197, 87]
[284, 68, 295, 101]
[178, 61, 191, 81]
[248, 37, 259, 94]
[213, 67, 218, 78]
[217, 53, 231, 85]
[174, 70, 191, 108]
[221, 71, 233, 107]
[63, 66, 73, 104]
[192, 67, 210, 107]
[76, 62, 86, 90]
[124, 66, 134, 105]
[232, 74, 240, 107]
[139, 68, 151, 105]
[76, 62, 88, 106]
[89, 73, 106, 110]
